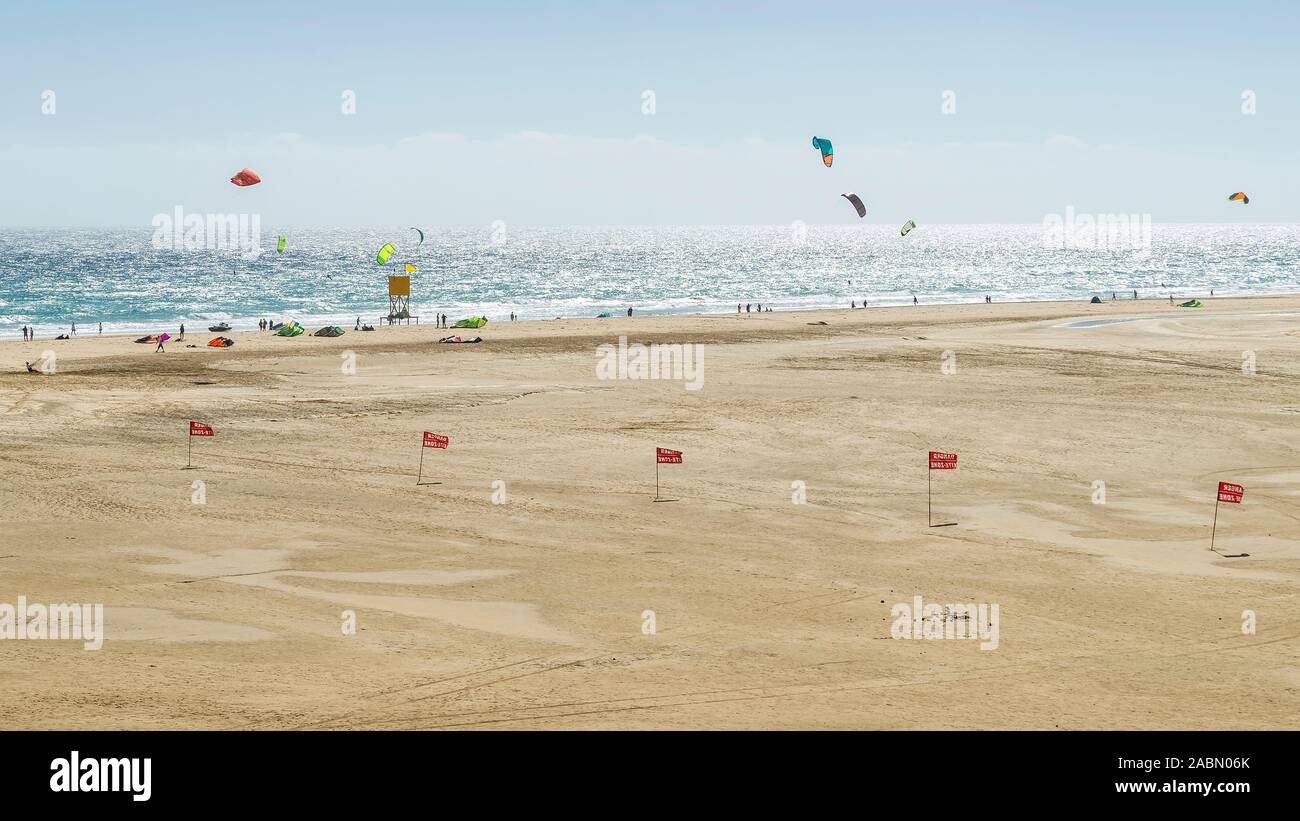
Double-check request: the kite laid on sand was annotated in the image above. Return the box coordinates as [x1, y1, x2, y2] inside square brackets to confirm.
[841, 192, 866, 218]
[811, 136, 833, 168]
[230, 168, 261, 187]
[1228, 192, 1249, 204]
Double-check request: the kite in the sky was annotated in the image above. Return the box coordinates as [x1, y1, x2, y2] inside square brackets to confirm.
[230, 168, 261, 187]
[841, 192, 866, 218]
[812, 136, 833, 168]
[410, 227, 425, 246]
[276, 235, 286, 253]
[376, 243, 396, 265]
[1228, 192, 1249, 204]
[900, 219, 917, 236]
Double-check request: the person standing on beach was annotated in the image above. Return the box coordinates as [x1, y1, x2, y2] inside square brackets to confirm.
[627, 307, 633, 317]
[98, 322, 102, 334]
[913, 296, 918, 305]
[1133, 290, 1137, 300]
[746, 303, 751, 313]
[179, 323, 185, 341]
[71, 322, 76, 337]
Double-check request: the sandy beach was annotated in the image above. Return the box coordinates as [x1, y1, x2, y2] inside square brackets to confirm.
[2, 296, 1298, 729]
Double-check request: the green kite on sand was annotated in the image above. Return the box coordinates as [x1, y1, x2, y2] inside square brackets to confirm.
[1178, 299, 1203, 308]
[452, 316, 488, 329]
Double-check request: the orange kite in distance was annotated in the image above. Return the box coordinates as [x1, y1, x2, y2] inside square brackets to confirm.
[230, 168, 262, 187]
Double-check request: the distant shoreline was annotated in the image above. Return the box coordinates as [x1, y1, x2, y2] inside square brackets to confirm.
[5, 290, 1299, 347]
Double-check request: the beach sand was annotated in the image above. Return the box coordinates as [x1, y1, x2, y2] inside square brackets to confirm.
[2, 296, 1298, 729]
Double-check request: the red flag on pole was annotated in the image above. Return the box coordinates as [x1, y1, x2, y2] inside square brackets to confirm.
[423, 432, 448, 449]
[1217, 482, 1244, 504]
[189, 421, 214, 437]
[928, 451, 957, 470]
[656, 447, 683, 464]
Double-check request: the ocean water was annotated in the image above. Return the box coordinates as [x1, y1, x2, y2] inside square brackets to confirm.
[1, 224, 1297, 337]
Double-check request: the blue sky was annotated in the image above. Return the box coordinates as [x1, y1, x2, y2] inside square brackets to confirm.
[1, 0, 1296, 224]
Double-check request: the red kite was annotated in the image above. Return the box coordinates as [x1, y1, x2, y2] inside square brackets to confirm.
[230, 168, 262, 187]
[1228, 192, 1249, 204]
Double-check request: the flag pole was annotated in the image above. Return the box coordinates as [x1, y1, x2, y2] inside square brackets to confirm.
[187, 427, 193, 469]
[927, 460, 932, 527]
[1210, 493, 1220, 553]
[417, 439, 425, 486]
[655, 454, 660, 501]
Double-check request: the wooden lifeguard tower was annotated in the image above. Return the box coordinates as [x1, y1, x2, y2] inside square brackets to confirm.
[386, 275, 418, 325]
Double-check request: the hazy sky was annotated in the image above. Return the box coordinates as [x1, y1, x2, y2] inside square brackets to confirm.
[1, 0, 1296, 225]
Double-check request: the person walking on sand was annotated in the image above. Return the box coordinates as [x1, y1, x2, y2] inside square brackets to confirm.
[156, 336, 166, 352]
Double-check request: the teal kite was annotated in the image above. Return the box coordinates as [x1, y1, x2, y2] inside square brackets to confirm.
[811, 136, 833, 168]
